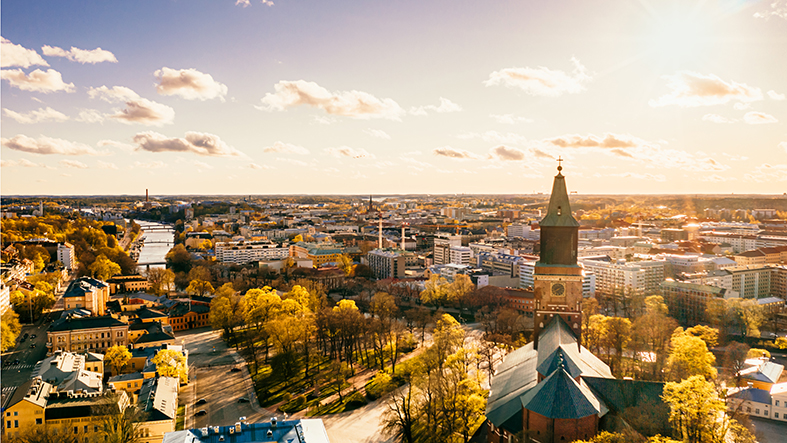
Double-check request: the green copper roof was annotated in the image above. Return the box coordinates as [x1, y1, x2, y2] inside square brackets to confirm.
[540, 170, 579, 227]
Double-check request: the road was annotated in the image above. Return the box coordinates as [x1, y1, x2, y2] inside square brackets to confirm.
[176, 328, 273, 430]
[1, 319, 50, 408]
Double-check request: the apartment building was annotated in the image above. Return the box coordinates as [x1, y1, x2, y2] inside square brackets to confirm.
[580, 258, 665, 296]
[735, 246, 787, 266]
[449, 246, 473, 266]
[433, 235, 462, 265]
[367, 249, 406, 279]
[289, 242, 356, 266]
[215, 241, 289, 264]
[660, 280, 727, 324]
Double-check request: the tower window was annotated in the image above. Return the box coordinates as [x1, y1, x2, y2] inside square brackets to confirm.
[557, 206, 562, 215]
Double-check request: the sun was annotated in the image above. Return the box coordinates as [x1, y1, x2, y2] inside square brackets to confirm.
[640, 2, 715, 65]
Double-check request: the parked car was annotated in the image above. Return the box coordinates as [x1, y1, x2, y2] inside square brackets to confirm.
[195, 410, 207, 416]
[30, 343, 36, 348]
[237, 397, 249, 403]
[13, 359, 20, 365]
[30, 334, 36, 339]
[230, 367, 242, 373]
[196, 398, 207, 405]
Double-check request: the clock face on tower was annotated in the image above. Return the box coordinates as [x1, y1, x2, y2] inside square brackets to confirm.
[551, 282, 565, 297]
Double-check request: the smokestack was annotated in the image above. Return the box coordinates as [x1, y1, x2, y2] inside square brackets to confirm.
[378, 215, 383, 249]
[401, 225, 405, 250]
[146, 189, 149, 202]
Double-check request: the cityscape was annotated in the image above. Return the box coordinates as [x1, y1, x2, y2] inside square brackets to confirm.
[2, 1, 787, 443]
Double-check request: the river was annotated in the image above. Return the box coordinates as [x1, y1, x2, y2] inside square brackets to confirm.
[130, 220, 175, 273]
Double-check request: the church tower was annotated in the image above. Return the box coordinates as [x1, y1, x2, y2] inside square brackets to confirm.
[533, 161, 583, 349]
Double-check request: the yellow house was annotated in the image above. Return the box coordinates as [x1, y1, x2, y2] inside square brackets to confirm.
[108, 372, 146, 401]
[137, 376, 179, 443]
[740, 358, 784, 391]
[2, 378, 50, 439]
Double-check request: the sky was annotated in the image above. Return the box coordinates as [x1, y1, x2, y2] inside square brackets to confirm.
[1, 0, 786, 196]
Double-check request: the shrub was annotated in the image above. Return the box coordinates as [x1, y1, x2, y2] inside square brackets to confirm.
[279, 394, 307, 413]
[365, 372, 396, 400]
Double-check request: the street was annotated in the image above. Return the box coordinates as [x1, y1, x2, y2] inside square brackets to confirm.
[1, 319, 49, 409]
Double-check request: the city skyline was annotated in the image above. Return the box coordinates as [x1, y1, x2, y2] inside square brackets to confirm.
[1, 0, 786, 195]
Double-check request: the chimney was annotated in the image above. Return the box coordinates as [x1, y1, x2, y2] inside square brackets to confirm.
[146, 189, 149, 202]
[378, 216, 383, 249]
[401, 225, 405, 250]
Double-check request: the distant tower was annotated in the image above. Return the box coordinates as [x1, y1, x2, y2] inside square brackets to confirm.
[401, 224, 406, 250]
[533, 159, 583, 349]
[368, 195, 374, 214]
[39, 201, 43, 216]
[378, 215, 383, 249]
[146, 189, 149, 202]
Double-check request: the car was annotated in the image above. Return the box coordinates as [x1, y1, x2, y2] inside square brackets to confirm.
[20, 337, 25, 343]
[13, 359, 19, 365]
[195, 410, 207, 416]
[30, 343, 36, 348]
[23, 333, 29, 338]
[30, 334, 36, 339]
[196, 398, 207, 405]
[237, 397, 249, 403]
[230, 367, 242, 373]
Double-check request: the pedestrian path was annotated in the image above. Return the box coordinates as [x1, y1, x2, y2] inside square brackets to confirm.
[1, 386, 17, 395]
[2, 364, 34, 370]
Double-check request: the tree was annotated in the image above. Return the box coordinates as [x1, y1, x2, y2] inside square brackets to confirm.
[432, 314, 465, 367]
[420, 274, 450, 306]
[724, 342, 750, 386]
[326, 360, 353, 402]
[662, 376, 727, 443]
[602, 316, 631, 377]
[337, 253, 354, 276]
[447, 275, 475, 310]
[165, 244, 192, 273]
[5, 426, 79, 443]
[146, 267, 175, 295]
[105, 345, 132, 375]
[747, 348, 770, 359]
[292, 234, 304, 243]
[727, 298, 764, 339]
[684, 325, 719, 349]
[88, 254, 122, 281]
[97, 393, 145, 443]
[185, 279, 214, 297]
[382, 377, 418, 443]
[632, 296, 678, 380]
[152, 348, 188, 384]
[774, 337, 787, 349]
[666, 331, 716, 381]
[1, 310, 22, 352]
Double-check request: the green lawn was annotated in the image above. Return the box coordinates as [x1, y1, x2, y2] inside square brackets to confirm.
[175, 405, 185, 431]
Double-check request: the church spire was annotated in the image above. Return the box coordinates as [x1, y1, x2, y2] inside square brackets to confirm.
[540, 160, 579, 228]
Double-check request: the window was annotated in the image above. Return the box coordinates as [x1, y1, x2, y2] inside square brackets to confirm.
[756, 409, 760, 414]
[7, 421, 11, 429]
[776, 413, 780, 418]
[84, 426, 88, 433]
[778, 400, 781, 406]
[74, 427, 78, 434]
[14, 420, 18, 428]
[765, 410, 769, 416]
[36, 419, 42, 425]
[747, 407, 751, 412]
[14, 412, 18, 416]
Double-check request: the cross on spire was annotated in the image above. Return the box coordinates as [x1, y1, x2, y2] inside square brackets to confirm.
[556, 156, 563, 173]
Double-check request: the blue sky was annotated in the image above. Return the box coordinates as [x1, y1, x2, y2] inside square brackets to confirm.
[2, 0, 786, 195]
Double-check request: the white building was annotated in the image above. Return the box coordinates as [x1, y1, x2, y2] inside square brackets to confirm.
[449, 246, 473, 266]
[215, 241, 289, 265]
[433, 235, 462, 265]
[0, 283, 10, 315]
[57, 242, 76, 271]
[367, 249, 405, 280]
[506, 224, 530, 238]
[580, 258, 665, 296]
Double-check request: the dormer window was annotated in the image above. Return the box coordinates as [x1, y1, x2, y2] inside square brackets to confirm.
[557, 206, 562, 216]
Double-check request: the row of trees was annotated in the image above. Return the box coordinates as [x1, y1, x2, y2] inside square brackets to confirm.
[382, 314, 488, 443]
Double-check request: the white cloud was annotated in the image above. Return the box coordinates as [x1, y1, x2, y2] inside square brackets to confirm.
[193, 160, 214, 170]
[259, 80, 405, 120]
[543, 132, 729, 172]
[324, 146, 374, 159]
[700, 174, 735, 182]
[262, 141, 309, 155]
[154, 67, 228, 101]
[410, 97, 462, 115]
[1, 37, 48, 68]
[484, 57, 590, 97]
[97, 139, 135, 151]
[76, 109, 105, 123]
[276, 157, 308, 166]
[363, 128, 391, 140]
[649, 71, 763, 107]
[262, 0, 274, 5]
[236, 0, 250, 6]
[489, 114, 533, 124]
[744, 164, 787, 182]
[432, 146, 481, 160]
[458, 131, 528, 145]
[768, 90, 786, 100]
[18, 158, 42, 167]
[607, 172, 666, 182]
[88, 85, 174, 126]
[41, 45, 117, 64]
[754, 0, 787, 19]
[487, 145, 528, 161]
[59, 159, 88, 169]
[249, 163, 273, 170]
[132, 161, 166, 169]
[702, 114, 736, 124]
[0, 69, 74, 93]
[1, 160, 16, 167]
[734, 102, 752, 110]
[97, 161, 119, 170]
[744, 111, 778, 124]
[313, 115, 337, 125]
[3, 106, 68, 124]
[780, 142, 787, 154]
[133, 131, 244, 157]
[1, 134, 103, 155]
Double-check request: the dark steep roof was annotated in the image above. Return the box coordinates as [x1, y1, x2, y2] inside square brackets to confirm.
[539, 170, 579, 228]
[520, 367, 602, 419]
[49, 315, 126, 332]
[538, 347, 582, 379]
[584, 377, 671, 437]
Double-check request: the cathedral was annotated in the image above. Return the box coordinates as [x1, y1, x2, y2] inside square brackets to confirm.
[483, 166, 670, 443]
